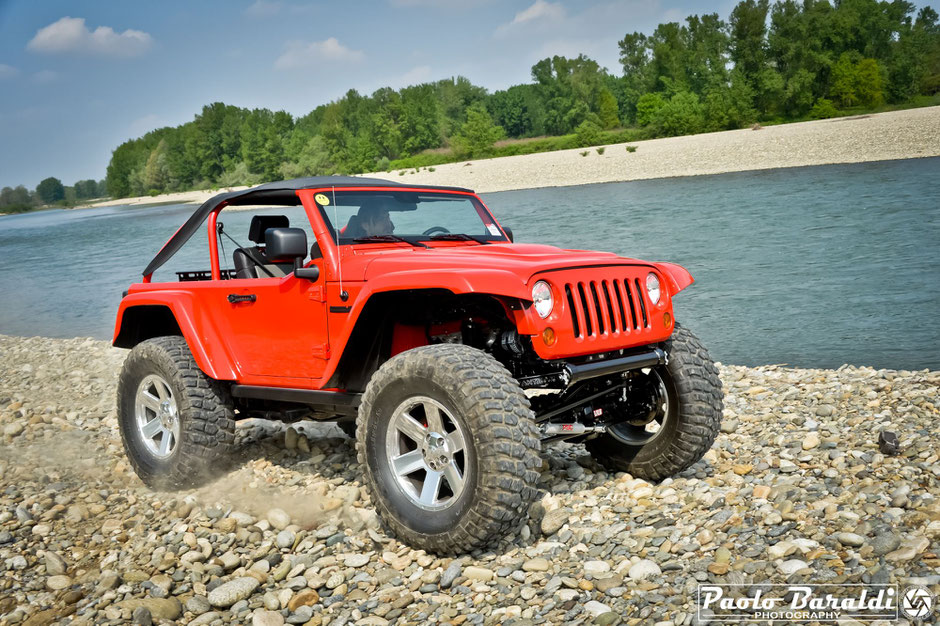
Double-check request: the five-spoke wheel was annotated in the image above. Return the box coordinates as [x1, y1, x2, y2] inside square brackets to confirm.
[118, 336, 235, 489]
[386, 396, 468, 510]
[357, 344, 541, 553]
[135, 374, 180, 458]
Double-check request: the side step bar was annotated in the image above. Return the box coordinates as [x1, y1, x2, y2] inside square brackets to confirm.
[231, 385, 361, 415]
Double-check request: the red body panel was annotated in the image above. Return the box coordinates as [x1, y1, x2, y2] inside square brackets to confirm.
[114, 186, 693, 389]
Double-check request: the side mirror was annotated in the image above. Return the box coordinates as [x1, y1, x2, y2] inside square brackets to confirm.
[265, 227, 308, 262]
[294, 265, 320, 281]
[503, 226, 514, 242]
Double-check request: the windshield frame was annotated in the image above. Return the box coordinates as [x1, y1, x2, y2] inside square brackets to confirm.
[307, 187, 509, 246]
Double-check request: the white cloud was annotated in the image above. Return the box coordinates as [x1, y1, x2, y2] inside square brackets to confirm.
[495, 0, 566, 37]
[0, 64, 18, 79]
[390, 0, 492, 6]
[398, 65, 432, 87]
[244, 1, 317, 17]
[511, 0, 565, 25]
[245, 0, 284, 17]
[31, 70, 58, 84]
[274, 38, 365, 69]
[27, 17, 152, 57]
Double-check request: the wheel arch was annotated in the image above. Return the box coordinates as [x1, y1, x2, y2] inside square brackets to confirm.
[113, 295, 239, 381]
[324, 288, 522, 392]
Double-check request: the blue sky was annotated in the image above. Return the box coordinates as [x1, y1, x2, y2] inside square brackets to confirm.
[0, 0, 926, 190]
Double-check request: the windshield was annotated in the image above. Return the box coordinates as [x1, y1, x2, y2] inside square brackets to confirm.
[313, 190, 507, 244]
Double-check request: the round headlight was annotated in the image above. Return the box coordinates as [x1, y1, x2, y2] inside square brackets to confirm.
[532, 281, 553, 318]
[646, 272, 661, 305]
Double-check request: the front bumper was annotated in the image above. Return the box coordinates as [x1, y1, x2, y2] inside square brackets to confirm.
[516, 346, 667, 390]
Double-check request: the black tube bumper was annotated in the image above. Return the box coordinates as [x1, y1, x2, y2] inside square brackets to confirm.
[562, 347, 667, 386]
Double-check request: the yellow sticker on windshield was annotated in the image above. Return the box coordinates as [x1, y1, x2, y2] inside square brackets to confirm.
[315, 193, 330, 206]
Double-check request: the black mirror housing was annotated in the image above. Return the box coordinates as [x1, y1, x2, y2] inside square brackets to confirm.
[503, 226, 514, 242]
[265, 227, 308, 262]
[294, 266, 320, 281]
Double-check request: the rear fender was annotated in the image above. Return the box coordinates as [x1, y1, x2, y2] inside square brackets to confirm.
[113, 292, 238, 381]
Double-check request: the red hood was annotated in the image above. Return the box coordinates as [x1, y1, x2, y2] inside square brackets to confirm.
[340, 243, 656, 283]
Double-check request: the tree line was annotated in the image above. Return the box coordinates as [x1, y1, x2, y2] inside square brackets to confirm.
[0, 178, 106, 214]
[5, 0, 938, 207]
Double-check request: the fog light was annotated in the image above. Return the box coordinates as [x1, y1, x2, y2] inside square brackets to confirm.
[663, 312, 672, 328]
[542, 327, 556, 346]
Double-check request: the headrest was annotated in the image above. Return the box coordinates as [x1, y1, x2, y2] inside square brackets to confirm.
[249, 215, 290, 244]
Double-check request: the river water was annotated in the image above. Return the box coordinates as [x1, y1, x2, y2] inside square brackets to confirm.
[1, 157, 937, 370]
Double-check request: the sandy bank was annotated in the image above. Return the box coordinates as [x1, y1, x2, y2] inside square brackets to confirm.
[82, 106, 940, 209]
[385, 105, 940, 194]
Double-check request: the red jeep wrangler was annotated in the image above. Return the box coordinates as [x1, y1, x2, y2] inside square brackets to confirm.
[114, 176, 723, 552]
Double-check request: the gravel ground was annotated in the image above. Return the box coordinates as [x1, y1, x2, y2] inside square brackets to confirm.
[0, 334, 938, 625]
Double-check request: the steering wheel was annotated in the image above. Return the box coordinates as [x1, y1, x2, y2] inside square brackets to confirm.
[422, 226, 450, 236]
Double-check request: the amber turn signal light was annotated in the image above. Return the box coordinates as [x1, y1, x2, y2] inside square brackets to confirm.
[542, 327, 556, 346]
[663, 312, 672, 328]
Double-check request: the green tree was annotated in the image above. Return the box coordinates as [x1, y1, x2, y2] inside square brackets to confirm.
[810, 98, 839, 118]
[36, 177, 65, 204]
[73, 179, 100, 199]
[279, 135, 333, 178]
[597, 88, 621, 128]
[648, 21, 691, 93]
[532, 55, 605, 134]
[855, 58, 885, 106]
[399, 84, 442, 154]
[729, 0, 770, 84]
[784, 68, 817, 116]
[574, 119, 602, 146]
[618, 32, 653, 121]
[128, 166, 146, 197]
[636, 92, 665, 126]
[143, 139, 172, 191]
[888, 6, 940, 100]
[755, 67, 786, 116]
[0, 185, 34, 212]
[453, 103, 505, 157]
[619, 32, 652, 88]
[106, 141, 143, 199]
[685, 13, 731, 95]
[436, 76, 488, 138]
[240, 109, 283, 179]
[488, 86, 532, 137]
[830, 52, 860, 107]
[652, 92, 705, 136]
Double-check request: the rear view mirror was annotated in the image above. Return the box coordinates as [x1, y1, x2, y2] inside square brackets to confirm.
[294, 266, 320, 281]
[503, 226, 514, 242]
[265, 228, 307, 262]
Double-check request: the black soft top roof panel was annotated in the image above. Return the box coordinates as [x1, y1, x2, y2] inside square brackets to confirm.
[141, 176, 474, 278]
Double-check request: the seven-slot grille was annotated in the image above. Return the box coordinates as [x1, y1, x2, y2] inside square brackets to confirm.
[563, 276, 650, 339]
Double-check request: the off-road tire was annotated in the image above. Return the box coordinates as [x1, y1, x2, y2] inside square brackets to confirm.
[586, 324, 722, 480]
[357, 344, 541, 553]
[117, 336, 236, 489]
